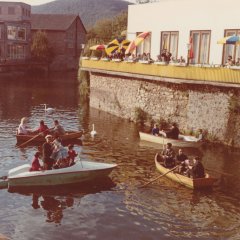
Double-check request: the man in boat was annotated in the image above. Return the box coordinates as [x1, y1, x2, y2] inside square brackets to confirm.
[160, 123, 180, 140]
[152, 123, 160, 136]
[190, 156, 205, 178]
[176, 149, 189, 174]
[51, 120, 65, 137]
[161, 142, 175, 168]
[42, 135, 54, 170]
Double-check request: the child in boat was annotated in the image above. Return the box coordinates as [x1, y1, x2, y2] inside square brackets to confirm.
[67, 144, 78, 166]
[30, 152, 42, 171]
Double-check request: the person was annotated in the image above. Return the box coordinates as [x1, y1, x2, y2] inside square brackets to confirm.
[35, 120, 49, 136]
[197, 129, 204, 141]
[52, 120, 65, 137]
[176, 149, 188, 174]
[160, 123, 180, 140]
[236, 58, 240, 66]
[152, 123, 160, 136]
[67, 144, 78, 166]
[17, 117, 32, 135]
[29, 152, 43, 172]
[42, 135, 54, 170]
[225, 55, 234, 67]
[191, 156, 205, 179]
[51, 138, 69, 168]
[161, 142, 175, 168]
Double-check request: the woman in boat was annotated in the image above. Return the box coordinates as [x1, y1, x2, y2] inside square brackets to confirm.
[29, 152, 43, 172]
[17, 117, 32, 135]
[161, 142, 175, 168]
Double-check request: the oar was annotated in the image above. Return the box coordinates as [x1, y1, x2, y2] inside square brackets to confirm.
[205, 168, 233, 177]
[16, 128, 53, 148]
[139, 165, 179, 188]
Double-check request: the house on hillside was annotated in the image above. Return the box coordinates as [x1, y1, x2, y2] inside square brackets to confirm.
[31, 14, 87, 71]
[0, 2, 31, 63]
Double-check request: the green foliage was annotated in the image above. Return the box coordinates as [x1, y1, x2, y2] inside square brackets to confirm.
[87, 11, 128, 44]
[228, 95, 240, 114]
[156, 118, 169, 130]
[31, 31, 54, 63]
[134, 107, 148, 125]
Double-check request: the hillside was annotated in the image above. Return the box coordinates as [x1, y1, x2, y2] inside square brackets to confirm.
[32, 0, 133, 29]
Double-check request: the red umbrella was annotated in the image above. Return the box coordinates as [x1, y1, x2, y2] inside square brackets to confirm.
[125, 31, 151, 54]
[188, 36, 194, 59]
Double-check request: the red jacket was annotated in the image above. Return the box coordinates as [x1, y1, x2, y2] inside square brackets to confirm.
[30, 157, 41, 171]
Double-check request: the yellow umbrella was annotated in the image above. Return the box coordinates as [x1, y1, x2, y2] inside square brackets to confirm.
[105, 39, 130, 55]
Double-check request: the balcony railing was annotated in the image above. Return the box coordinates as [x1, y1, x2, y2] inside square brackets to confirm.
[81, 59, 240, 85]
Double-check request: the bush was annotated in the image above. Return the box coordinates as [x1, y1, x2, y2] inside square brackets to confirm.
[134, 107, 148, 125]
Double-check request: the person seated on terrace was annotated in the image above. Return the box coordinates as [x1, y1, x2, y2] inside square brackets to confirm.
[141, 52, 148, 61]
[134, 54, 141, 62]
[178, 56, 186, 63]
[235, 58, 240, 66]
[146, 53, 154, 63]
[225, 55, 235, 67]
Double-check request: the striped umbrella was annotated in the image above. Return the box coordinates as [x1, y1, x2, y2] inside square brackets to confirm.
[125, 31, 151, 54]
[105, 39, 130, 55]
[89, 44, 106, 51]
[217, 35, 240, 44]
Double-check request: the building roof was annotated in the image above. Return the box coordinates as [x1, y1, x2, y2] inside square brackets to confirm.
[31, 14, 85, 31]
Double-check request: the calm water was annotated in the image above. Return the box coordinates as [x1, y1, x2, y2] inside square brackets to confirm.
[0, 73, 240, 240]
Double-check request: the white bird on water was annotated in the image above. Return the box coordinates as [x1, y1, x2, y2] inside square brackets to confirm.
[44, 104, 55, 114]
[90, 124, 97, 136]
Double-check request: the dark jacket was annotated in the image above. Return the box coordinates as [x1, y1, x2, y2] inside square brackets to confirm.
[192, 161, 205, 178]
[166, 126, 180, 140]
[42, 142, 53, 163]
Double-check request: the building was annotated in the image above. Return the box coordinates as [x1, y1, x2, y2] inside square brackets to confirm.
[31, 14, 87, 71]
[127, 0, 240, 65]
[0, 1, 31, 63]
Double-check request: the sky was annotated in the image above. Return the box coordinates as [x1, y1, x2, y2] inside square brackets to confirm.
[2, 0, 135, 6]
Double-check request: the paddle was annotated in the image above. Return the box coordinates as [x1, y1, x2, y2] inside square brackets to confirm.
[16, 128, 53, 148]
[139, 164, 179, 188]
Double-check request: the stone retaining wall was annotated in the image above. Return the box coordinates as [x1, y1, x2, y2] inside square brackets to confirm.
[89, 73, 240, 147]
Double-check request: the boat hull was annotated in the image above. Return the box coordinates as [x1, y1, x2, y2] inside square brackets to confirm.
[140, 132, 202, 148]
[16, 131, 83, 143]
[155, 154, 216, 189]
[7, 161, 117, 188]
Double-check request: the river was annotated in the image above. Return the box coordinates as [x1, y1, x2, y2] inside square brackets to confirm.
[0, 72, 239, 240]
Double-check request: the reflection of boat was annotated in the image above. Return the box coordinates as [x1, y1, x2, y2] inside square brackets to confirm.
[155, 154, 217, 189]
[5, 161, 117, 189]
[139, 132, 203, 148]
[16, 131, 83, 143]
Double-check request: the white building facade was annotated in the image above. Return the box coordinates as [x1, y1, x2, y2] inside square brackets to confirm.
[127, 0, 240, 65]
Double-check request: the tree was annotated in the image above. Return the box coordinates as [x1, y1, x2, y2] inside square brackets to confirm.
[31, 30, 54, 63]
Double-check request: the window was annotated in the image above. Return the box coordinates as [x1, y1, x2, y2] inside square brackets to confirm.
[7, 26, 26, 41]
[223, 29, 240, 64]
[8, 7, 15, 15]
[161, 31, 179, 60]
[190, 30, 211, 64]
[7, 44, 26, 59]
[136, 32, 151, 55]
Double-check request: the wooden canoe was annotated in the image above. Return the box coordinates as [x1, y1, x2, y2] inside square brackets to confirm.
[16, 130, 83, 143]
[139, 131, 203, 148]
[155, 153, 217, 189]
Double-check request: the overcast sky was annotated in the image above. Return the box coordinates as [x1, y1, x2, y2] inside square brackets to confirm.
[2, 0, 135, 6]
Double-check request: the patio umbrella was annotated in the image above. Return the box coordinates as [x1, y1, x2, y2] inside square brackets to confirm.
[105, 39, 121, 55]
[217, 35, 240, 44]
[125, 31, 151, 54]
[89, 44, 106, 51]
[188, 36, 194, 59]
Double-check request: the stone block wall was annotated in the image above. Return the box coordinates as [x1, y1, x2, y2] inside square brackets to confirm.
[89, 73, 240, 147]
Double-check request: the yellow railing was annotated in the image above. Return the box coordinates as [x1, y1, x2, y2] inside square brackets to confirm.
[81, 60, 240, 84]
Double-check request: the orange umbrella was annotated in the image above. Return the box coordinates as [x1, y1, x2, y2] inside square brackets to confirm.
[125, 31, 151, 54]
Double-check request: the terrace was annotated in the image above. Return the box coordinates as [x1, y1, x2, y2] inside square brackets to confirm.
[81, 59, 240, 87]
